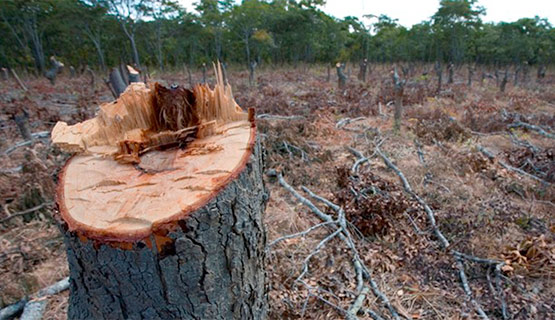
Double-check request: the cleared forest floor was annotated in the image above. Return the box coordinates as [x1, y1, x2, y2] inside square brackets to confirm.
[0, 65, 553, 319]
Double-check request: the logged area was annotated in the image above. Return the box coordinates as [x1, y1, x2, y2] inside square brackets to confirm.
[0, 65, 553, 319]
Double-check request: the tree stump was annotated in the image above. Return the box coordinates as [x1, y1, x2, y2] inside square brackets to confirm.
[53, 65, 268, 319]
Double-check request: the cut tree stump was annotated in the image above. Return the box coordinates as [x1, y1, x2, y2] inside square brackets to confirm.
[53, 64, 268, 319]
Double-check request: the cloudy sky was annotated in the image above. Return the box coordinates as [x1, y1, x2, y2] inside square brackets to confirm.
[179, 0, 555, 27]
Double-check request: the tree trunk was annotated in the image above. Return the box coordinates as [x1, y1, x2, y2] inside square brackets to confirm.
[326, 65, 330, 82]
[249, 61, 257, 87]
[358, 59, 367, 82]
[1, 67, 8, 81]
[447, 63, 454, 84]
[392, 68, 404, 133]
[434, 61, 442, 94]
[500, 69, 509, 93]
[108, 67, 127, 98]
[53, 76, 268, 320]
[467, 65, 474, 86]
[336, 63, 346, 89]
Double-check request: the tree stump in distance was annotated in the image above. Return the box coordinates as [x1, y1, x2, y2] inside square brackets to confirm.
[53, 64, 268, 319]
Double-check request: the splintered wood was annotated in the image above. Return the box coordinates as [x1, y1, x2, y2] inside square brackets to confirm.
[53, 64, 256, 241]
[52, 63, 247, 164]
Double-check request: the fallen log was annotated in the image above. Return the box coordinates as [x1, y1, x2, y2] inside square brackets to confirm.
[52, 64, 268, 319]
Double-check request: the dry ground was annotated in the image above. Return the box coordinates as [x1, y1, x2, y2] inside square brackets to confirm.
[0, 64, 553, 319]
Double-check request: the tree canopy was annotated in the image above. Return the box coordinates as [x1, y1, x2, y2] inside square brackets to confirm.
[0, 0, 553, 71]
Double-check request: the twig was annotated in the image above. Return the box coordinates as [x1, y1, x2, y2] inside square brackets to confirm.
[0, 202, 53, 225]
[478, 146, 550, 185]
[0, 165, 22, 174]
[337, 117, 366, 129]
[256, 113, 304, 120]
[266, 221, 335, 248]
[509, 121, 555, 139]
[296, 228, 342, 282]
[3, 131, 50, 155]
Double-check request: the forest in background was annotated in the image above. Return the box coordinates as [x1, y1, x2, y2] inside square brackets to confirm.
[0, 0, 554, 75]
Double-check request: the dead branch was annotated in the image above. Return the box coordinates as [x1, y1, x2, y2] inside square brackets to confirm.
[268, 170, 401, 320]
[347, 286, 370, 320]
[336, 117, 366, 129]
[20, 298, 47, 320]
[0, 202, 53, 225]
[376, 147, 450, 248]
[508, 131, 539, 153]
[256, 114, 304, 120]
[266, 221, 335, 248]
[414, 139, 425, 164]
[509, 121, 555, 139]
[453, 258, 489, 320]
[10, 69, 27, 92]
[3, 131, 50, 155]
[478, 146, 550, 185]
[0, 165, 22, 174]
[0, 277, 69, 320]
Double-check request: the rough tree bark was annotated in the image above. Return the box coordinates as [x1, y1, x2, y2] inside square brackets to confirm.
[52, 69, 268, 320]
[447, 62, 454, 84]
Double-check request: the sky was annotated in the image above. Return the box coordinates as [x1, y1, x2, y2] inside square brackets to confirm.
[179, 0, 555, 28]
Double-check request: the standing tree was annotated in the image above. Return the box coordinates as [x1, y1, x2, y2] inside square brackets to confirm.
[99, 0, 156, 67]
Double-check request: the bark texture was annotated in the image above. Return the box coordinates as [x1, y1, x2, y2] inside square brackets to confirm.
[61, 140, 268, 320]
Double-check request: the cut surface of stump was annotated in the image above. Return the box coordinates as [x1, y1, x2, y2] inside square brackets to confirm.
[53, 65, 254, 241]
[52, 65, 267, 319]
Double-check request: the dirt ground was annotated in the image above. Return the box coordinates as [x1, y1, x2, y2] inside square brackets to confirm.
[0, 64, 553, 319]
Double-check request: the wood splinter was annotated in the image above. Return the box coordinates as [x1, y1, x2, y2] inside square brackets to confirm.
[51, 62, 267, 319]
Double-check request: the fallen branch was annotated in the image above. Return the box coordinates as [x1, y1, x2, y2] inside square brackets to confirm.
[0, 202, 53, 225]
[0, 165, 22, 174]
[256, 114, 304, 120]
[509, 121, 555, 139]
[10, 69, 27, 92]
[336, 117, 366, 129]
[266, 221, 335, 248]
[478, 146, 550, 185]
[347, 286, 370, 320]
[376, 147, 450, 248]
[20, 298, 47, 320]
[268, 170, 401, 320]
[3, 131, 51, 155]
[0, 277, 69, 320]
[375, 146, 495, 320]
